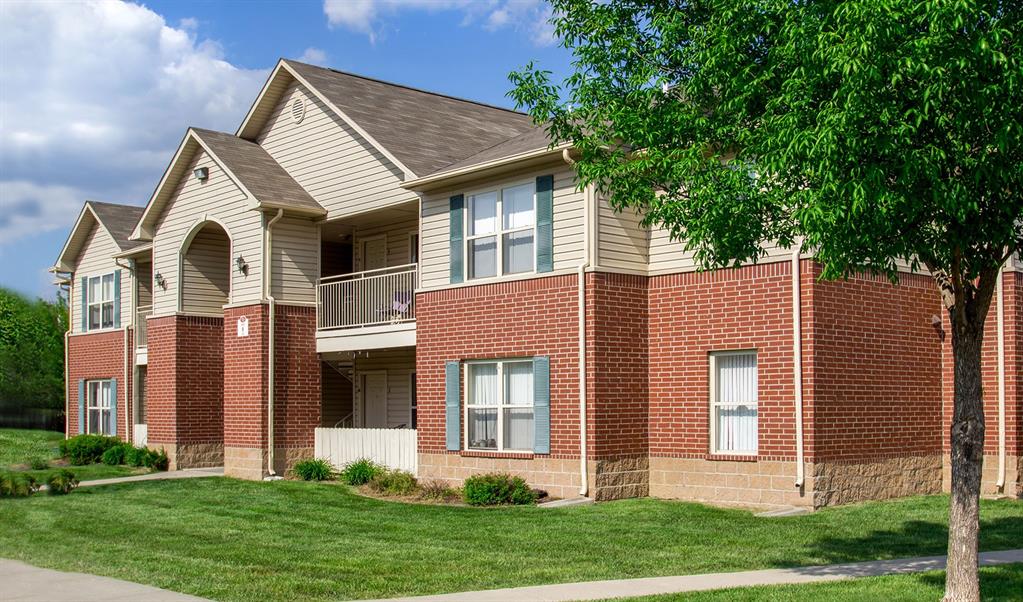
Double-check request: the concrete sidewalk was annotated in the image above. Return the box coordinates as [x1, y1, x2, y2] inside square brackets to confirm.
[0, 559, 210, 602]
[78, 466, 224, 488]
[369, 549, 1023, 602]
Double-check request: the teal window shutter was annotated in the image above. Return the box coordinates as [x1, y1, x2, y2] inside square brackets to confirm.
[80, 277, 88, 331]
[445, 361, 461, 451]
[112, 270, 121, 328]
[449, 195, 464, 284]
[533, 356, 550, 454]
[535, 175, 554, 273]
[109, 379, 118, 437]
[77, 380, 85, 434]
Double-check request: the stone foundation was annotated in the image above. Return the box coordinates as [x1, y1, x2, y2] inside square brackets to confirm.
[160, 442, 224, 471]
[592, 456, 649, 501]
[224, 446, 314, 480]
[418, 453, 590, 499]
[649, 456, 814, 508]
[942, 453, 1022, 498]
[814, 455, 942, 507]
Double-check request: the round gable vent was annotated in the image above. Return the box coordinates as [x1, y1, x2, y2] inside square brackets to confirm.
[291, 97, 306, 124]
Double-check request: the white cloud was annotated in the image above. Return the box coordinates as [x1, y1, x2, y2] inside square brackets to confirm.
[0, 0, 268, 246]
[323, 0, 556, 46]
[298, 47, 329, 66]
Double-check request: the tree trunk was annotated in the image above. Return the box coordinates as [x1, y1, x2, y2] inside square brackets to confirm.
[944, 318, 986, 602]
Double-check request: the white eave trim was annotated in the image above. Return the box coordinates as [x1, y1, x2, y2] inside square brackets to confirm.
[55, 203, 124, 272]
[401, 143, 571, 191]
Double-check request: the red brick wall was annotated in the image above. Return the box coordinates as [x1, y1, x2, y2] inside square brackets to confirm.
[222, 304, 319, 449]
[590, 272, 649, 458]
[812, 268, 943, 462]
[648, 262, 799, 460]
[67, 330, 129, 439]
[147, 315, 223, 446]
[417, 275, 582, 457]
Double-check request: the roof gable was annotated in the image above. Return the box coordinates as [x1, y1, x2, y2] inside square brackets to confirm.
[54, 201, 143, 271]
[237, 59, 537, 178]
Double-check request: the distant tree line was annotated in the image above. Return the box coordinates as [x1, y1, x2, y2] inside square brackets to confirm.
[0, 287, 67, 430]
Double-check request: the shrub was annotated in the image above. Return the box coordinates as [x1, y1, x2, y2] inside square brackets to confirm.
[0, 472, 39, 498]
[418, 480, 461, 503]
[124, 445, 146, 467]
[45, 470, 79, 495]
[339, 459, 383, 486]
[463, 473, 537, 506]
[61, 434, 120, 465]
[369, 470, 418, 496]
[101, 444, 130, 466]
[291, 458, 335, 481]
[28, 458, 49, 470]
[143, 448, 169, 471]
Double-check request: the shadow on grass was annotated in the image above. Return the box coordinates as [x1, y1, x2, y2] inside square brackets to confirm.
[918, 563, 1023, 601]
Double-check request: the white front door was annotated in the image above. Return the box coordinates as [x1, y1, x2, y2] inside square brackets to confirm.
[362, 236, 387, 271]
[361, 372, 388, 428]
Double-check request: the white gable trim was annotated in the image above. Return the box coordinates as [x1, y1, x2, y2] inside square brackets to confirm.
[54, 204, 117, 272]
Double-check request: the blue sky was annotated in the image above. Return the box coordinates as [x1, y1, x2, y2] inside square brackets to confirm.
[0, 0, 571, 299]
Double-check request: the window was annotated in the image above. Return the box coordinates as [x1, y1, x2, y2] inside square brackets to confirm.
[87, 380, 113, 435]
[465, 360, 534, 452]
[409, 372, 417, 429]
[87, 273, 115, 331]
[710, 351, 758, 455]
[466, 182, 535, 279]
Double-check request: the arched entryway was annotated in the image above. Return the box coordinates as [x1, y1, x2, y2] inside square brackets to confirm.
[179, 221, 231, 314]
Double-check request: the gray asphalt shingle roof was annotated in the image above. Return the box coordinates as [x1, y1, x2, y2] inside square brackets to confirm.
[284, 60, 537, 176]
[426, 127, 553, 176]
[191, 128, 324, 215]
[86, 201, 145, 251]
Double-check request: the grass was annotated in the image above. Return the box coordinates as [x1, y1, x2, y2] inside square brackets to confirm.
[614, 564, 1023, 601]
[0, 478, 1019, 601]
[0, 428, 149, 482]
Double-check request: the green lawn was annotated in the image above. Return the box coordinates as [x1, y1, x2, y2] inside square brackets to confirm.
[0, 478, 1020, 601]
[0, 428, 150, 482]
[614, 564, 1023, 601]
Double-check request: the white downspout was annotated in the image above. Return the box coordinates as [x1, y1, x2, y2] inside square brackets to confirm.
[565, 148, 591, 497]
[116, 258, 136, 444]
[996, 266, 1006, 492]
[264, 208, 284, 479]
[65, 279, 72, 439]
[792, 247, 805, 489]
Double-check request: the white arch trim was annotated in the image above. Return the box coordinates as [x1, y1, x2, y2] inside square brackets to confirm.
[176, 215, 235, 314]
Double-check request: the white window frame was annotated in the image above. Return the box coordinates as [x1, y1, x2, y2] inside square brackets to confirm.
[87, 272, 116, 331]
[86, 379, 114, 435]
[463, 359, 534, 452]
[709, 350, 759, 456]
[464, 180, 537, 281]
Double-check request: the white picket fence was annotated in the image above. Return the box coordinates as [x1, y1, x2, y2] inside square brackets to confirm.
[133, 424, 148, 447]
[315, 427, 418, 474]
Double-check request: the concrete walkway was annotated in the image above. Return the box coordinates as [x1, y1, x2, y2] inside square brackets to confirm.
[78, 466, 224, 488]
[0, 559, 209, 601]
[370, 549, 1023, 602]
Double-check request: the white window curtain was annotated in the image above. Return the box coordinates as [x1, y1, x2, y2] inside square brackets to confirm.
[87, 380, 112, 435]
[468, 363, 499, 448]
[712, 352, 758, 454]
[503, 362, 534, 451]
[466, 361, 534, 452]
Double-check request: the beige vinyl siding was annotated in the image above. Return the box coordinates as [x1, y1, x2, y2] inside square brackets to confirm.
[270, 215, 318, 304]
[596, 194, 648, 272]
[70, 222, 131, 335]
[419, 165, 584, 289]
[354, 218, 418, 271]
[648, 224, 794, 274]
[135, 260, 153, 307]
[355, 348, 416, 428]
[152, 150, 262, 316]
[180, 226, 231, 314]
[257, 82, 417, 220]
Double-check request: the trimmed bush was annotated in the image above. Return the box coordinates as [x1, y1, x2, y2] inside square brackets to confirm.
[143, 448, 169, 471]
[124, 445, 146, 467]
[45, 470, 79, 495]
[418, 480, 461, 503]
[0, 472, 39, 498]
[339, 459, 383, 486]
[61, 434, 120, 465]
[292, 458, 335, 481]
[101, 444, 130, 466]
[28, 458, 49, 470]
[369, 470, 418, 496]
[463, 473, 537, 506]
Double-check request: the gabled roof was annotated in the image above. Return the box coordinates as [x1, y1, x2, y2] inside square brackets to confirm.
[237, 59, 537, 178]
[54, 201, 145, 272]
[131, 127, 324, 240]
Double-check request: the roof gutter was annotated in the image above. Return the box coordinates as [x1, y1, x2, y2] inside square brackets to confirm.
[401, 143, 572, 191]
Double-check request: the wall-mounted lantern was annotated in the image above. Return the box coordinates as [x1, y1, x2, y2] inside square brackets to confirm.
[235, 256, 249, 275]
[194, 167, 209, 182]
[155, 272, 166, 289]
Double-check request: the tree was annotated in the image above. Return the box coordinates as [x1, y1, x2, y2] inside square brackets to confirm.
[510, 1, 1022, 599]
[0, 288, 68, 427]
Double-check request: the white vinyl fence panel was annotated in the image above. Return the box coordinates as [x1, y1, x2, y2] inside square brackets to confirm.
[315, 427, 418, 474]
[133, 424, 148, 447]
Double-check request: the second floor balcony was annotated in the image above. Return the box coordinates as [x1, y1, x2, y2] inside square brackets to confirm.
[316, 264, 417, 352]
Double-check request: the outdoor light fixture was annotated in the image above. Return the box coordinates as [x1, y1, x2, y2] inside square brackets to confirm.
[155, 272, 166, 289]
[194, 167, 209, 181]
[236, 256, 249, 275]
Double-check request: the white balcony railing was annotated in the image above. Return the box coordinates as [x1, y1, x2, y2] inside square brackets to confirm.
[317, 264, 416, 331]
[136, 305, 152, 348]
